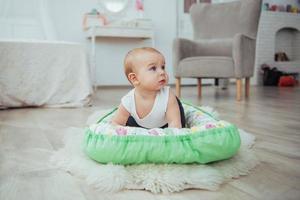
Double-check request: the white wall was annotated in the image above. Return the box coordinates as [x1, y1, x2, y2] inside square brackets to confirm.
[143, 0, 177, 85]
[46, 0, 178, 86]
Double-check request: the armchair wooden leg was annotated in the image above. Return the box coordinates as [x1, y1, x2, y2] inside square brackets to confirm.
[197, 78, 202, 98]
[236, 78, 242, 101]
[245, 77, 250, 98]
[175, 77, 181, 97]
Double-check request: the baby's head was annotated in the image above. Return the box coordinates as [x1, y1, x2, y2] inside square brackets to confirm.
[124, 47, 168, 89]
[124, 47, 164, 78]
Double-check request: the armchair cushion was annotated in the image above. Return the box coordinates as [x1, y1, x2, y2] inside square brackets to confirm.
[173, 38, 233, 77]
[177, 56, 234, 78]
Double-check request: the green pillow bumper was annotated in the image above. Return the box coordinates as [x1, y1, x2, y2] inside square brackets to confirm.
[83, 102, 241, 165]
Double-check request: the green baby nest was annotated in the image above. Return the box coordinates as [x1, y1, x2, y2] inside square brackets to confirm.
[84, 102, 241, 165]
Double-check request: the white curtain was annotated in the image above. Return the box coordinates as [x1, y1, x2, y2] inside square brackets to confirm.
[0, 0, 56, 40]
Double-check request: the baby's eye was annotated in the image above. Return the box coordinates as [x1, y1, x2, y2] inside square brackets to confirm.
[161, 65, 165, 70]
[149, 66, 156, 71]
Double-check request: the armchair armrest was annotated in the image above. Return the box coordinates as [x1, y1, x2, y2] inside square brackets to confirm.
[172, 38, 203, 76]
[232, 33, 256, 78]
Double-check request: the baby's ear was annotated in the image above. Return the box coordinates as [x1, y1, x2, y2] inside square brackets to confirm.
[128, 73, 139, 85]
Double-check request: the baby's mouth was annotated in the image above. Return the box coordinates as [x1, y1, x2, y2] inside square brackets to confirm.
[159, 79, 166, 85]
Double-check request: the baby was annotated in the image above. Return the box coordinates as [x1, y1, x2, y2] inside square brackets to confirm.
[111, 47, 185, 129]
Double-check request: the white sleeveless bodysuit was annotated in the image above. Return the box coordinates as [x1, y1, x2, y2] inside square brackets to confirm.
[121, 86, 170, 129]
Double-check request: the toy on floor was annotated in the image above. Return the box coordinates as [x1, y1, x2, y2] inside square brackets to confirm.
[261, 64, 283, 86]
[83, 102, 241, 165]
[278, 75, 298, 87]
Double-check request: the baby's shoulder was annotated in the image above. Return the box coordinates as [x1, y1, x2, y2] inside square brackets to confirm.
[122, 89, 135, 100]
[121, 89, 135, 109]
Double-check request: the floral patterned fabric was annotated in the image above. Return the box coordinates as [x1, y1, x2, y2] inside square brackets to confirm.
[88, 103, 232, 136]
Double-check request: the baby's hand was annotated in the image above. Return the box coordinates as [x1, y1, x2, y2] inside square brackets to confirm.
[111, 104, 130, 126]
[166, 92, 182, 128]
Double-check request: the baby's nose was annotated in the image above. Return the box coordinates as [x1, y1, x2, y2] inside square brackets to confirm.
[159, 68, 166, 75]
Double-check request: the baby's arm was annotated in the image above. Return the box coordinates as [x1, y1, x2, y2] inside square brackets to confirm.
[111, 104, 130, 126]
[166, 92, 182, 128]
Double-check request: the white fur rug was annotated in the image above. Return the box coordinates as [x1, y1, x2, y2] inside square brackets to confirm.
[50, 110, 259, 194]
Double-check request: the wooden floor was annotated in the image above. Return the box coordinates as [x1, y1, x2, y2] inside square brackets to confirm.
[0, 85, 299, 200]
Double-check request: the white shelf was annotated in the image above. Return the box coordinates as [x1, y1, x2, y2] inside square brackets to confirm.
[85, 26, 154, 39]
[261, 10, 300, 17]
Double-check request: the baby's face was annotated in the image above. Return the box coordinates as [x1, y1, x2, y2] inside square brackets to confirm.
[133, 51, 168, 91]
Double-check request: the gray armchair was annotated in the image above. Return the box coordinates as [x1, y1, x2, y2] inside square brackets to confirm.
[173, 0, 261, 101]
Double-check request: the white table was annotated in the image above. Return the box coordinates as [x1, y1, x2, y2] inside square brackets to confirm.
[85, 25, 155, 87]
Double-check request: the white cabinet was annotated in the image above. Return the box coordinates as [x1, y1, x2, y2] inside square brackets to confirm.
[84, 20, 154, 86]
